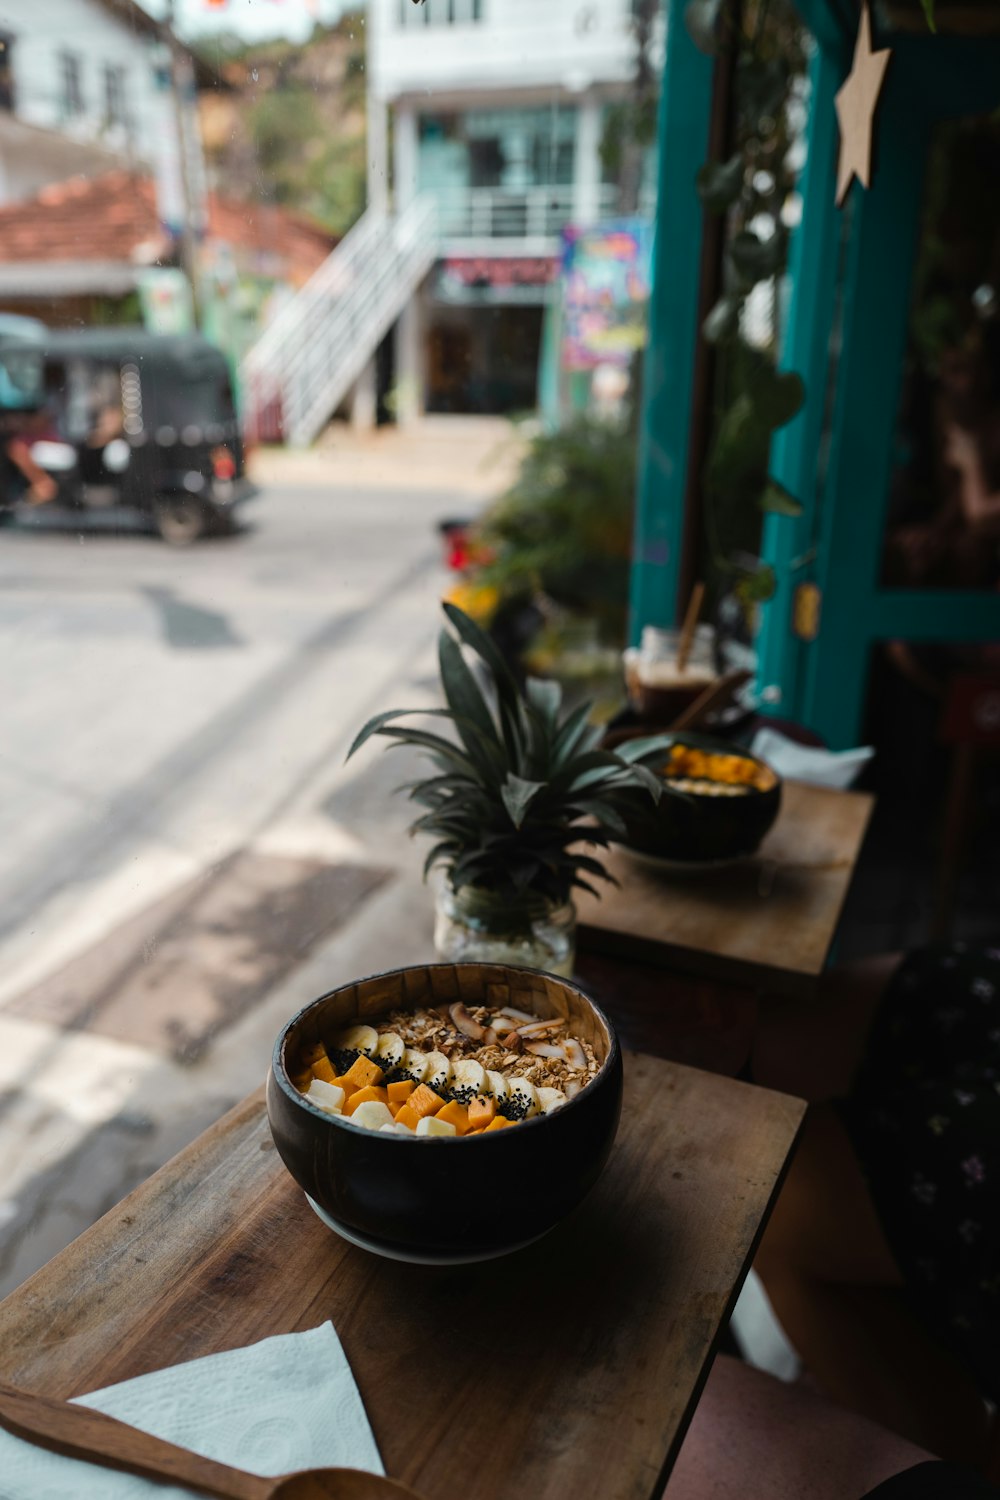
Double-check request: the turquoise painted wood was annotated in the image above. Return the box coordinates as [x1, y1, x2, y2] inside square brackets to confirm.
[628, 0, 714, 642]
[758, 10, 1000, 747]
[755, 39, 845, 718]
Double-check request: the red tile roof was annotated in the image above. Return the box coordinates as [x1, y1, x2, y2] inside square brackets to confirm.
[0, 171, 335, 286]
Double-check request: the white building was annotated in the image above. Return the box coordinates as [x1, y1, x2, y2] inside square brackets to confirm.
[367, 0, 657, 416]
[0, 0, 206, 300]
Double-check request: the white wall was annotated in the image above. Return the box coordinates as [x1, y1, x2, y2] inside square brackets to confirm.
[369, 0, 639, 103]
[0, 0, 163, 167]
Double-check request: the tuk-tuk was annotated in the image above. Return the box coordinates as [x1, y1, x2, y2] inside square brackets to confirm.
[8, 328, 255, 543]
[0, 312, 47, 484]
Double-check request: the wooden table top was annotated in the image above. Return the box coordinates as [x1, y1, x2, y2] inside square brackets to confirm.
[576, 779, 874, 996]
[0, 1053, 804, 1500]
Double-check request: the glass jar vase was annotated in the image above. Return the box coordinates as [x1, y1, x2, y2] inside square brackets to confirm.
[433, 883, 576, 978]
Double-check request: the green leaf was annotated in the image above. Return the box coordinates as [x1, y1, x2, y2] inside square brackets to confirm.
[625, 761, 665, 802]
[346, 707, 454, 761]
[760, 478, 804, 517]
[437, 629, 501, 754]
[706, 392, 763, 493]
[728, 228, 786, 282]
[613, 733, 679, 764]
[685, 0, 722, 53]
[696, 154, 745, 213]
[422, 840, 459, 879]
[552, 699, 602, 769]
[501, 773, 546, 829]
[703, 295, 742, 346]
[441, 602, 520, 713]
[755, 370, 805, 431]
[735, 562, 778, 605]
[920, 0, 936, 31]
[571, 799, 629, 836]
[378, 726, 477, 775]
[525, 675, 563, 725]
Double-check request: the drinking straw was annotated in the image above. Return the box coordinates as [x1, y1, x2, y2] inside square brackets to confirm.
[676, 582, 706, 674]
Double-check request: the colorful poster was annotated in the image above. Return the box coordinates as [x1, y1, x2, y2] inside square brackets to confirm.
[560, 218, 653, 371]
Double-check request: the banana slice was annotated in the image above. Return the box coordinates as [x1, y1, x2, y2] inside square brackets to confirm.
[484, 1069, 510, 1104]
[305, 1079, 345, 1114]
[374, 1031, 405, 1070]
[424, 1050, 452, 1091]
[415, 1115, 457, 1137]
[349, 1100, 394, 1131]
[451, 1058, 487, 1102]
[507, 1076, 541, 1119]
[334, 1024, 379, 1057]
[537, 1086, 568, 1114]
[400, 1047, 430, 1083]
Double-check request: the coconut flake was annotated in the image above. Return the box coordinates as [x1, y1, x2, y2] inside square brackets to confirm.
[562, 1037, 587, 1069]
[524, 1041, 566, 1059]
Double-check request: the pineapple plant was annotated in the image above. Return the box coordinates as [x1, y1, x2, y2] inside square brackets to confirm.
[347, 604, 672, 969]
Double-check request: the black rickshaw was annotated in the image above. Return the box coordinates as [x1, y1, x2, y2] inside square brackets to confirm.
[7, 327, 256, 544]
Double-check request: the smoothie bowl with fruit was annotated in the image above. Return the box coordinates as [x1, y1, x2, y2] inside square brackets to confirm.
[266, 961, 622, 1263]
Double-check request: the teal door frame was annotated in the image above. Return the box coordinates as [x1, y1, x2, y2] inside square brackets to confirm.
[628, 0, 714, 640]
[758, 21, 1000, 748]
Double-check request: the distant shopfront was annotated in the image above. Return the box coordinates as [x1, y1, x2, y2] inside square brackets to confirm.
[424, 253, 558, 414]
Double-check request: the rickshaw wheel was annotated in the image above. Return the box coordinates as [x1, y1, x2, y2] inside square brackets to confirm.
[154, 496, 209, 545]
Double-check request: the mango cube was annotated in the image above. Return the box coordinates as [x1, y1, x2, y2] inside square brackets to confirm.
[343, 1055, 384, 1090]
[408, 1084, 445, 1119]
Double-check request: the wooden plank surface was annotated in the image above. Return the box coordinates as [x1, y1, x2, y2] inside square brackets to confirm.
[577, 780, 874, 995]
[0, 1054, 804, 1500]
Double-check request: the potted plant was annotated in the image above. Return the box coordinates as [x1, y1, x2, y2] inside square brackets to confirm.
[347, 603, 671, 975]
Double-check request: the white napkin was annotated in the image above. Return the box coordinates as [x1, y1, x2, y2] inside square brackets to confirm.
[0, 1323, 384, 1499]
[750, 726, 874, 790]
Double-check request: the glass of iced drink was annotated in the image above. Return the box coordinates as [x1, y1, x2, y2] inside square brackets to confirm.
[622, 625, 717, 724]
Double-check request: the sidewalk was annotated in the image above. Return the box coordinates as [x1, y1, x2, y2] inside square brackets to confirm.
[249, 415, 527, 498]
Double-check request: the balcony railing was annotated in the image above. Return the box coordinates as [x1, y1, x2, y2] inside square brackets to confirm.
[430, 184, 625, 242]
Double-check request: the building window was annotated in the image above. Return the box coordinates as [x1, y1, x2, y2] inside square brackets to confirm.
[399, 0, 483, 25]
[0, 32, 14, 113]
[59, 50, 84, 118]
[421, 107, 577, 191]
[103, 65, 127, 128]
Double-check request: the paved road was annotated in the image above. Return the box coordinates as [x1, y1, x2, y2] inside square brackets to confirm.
[0, 422, 511, 1294]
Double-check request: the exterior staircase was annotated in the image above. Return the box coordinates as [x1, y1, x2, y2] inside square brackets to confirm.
[241, 195, 438, 447]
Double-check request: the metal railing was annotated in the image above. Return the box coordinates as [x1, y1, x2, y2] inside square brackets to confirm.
[242, 195, 439, 447]
[429, 182, 648, 241]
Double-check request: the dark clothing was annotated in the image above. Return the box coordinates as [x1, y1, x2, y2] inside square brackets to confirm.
[863, 1460, 999, 1498]
[838, 943, 1000, 1403]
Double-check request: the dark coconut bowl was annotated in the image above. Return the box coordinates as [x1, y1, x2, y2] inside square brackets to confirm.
[619, 731, 782, 864]
[266, 962, 623, 1264]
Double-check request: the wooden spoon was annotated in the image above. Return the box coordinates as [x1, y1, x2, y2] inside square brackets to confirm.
[0, 1378, 424, 1500]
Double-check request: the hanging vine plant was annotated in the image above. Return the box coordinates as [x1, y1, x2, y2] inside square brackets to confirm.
[684, 0, 809, 613]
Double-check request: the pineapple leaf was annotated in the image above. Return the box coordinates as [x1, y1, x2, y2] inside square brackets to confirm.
[625, 760, 666, 802]
[501, 773, 546, 829]
[570, 799, 629, 836]
[525, 675, 563, 725]
[442, 602, 521, 714]
[378, 726, 478, 776]
[423, 840, 459, 878]
[553, 701, 604, 767]
[346, 707, 455, 761]
[438, 628, 502, 754]
[613, 733, 681, 764]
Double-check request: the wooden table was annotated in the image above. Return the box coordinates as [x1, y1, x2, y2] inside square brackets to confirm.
[0, 1053, 804, 1500]
[576, 779, 874, 999]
